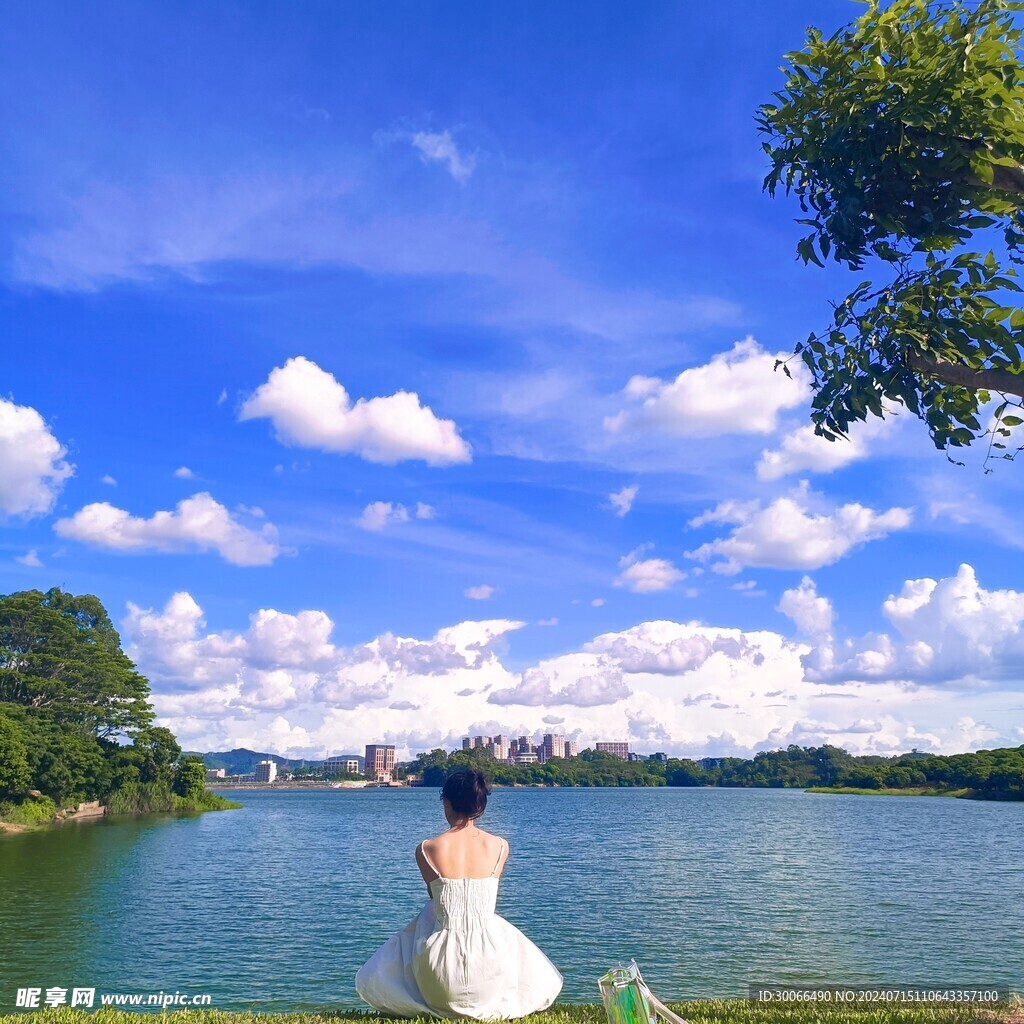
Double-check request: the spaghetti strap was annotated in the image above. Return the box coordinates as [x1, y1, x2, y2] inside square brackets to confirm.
[420, 841, 442, 879]
[490, 837, 506, 876]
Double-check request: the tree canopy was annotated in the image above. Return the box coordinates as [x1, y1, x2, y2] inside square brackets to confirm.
[0, 587, 233, 819]
[759, 0, 1024, 461]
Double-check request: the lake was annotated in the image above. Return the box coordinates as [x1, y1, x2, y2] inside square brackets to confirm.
[1, 787, 1021, 1011]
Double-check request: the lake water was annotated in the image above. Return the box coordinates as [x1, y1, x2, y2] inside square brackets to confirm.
[1, 787, 1021, 1011]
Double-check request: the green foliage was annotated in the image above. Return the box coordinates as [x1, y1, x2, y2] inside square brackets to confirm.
[759, 0, 1024, 456]
[0, 710, 31, 796]
[0, 586, 238, 821]
[406, 747, 668, 788]
[0, 794, 57, 826]
[663, 742, 1024, 799]
[173, 756, 208, 800]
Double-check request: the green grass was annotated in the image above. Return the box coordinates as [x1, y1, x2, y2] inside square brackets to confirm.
[0, 795, 58, 828]
[805, 787, 974, 798]
[1, 1001, 1018, 1024]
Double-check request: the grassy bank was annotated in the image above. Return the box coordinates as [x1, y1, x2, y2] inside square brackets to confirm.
[805, 787, 974, 798]
[1, 1002, 1019, 1024]
[0, 788, 239, 834]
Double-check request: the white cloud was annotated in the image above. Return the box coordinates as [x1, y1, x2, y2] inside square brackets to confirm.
[778, 576, 834, 636]
[173, 466, 196, 480]
[591, 598, 606, 607]
[757, 414, 900, 481]
[415, 502, 435, 520]
[101, 474, 117, 487]
[357, 501, 410, 532]
[608, 484, 639, 517]
[15, 549, 43, 567]
[687, 482, 912, 572]
[127, 587, 1024, 761]
[536, 617, 559, 627]
[604, 339, 808, 438]
[0, 397, 75, 518]
[411, 130, 476, 183]
[488, 659, 631, 708]
[465, 584, 495, 600]
[614, 545, 686, 593]
[239, 356, 471, 466]
[54, 492, 281, 566]
[805, 563, 1024, 685]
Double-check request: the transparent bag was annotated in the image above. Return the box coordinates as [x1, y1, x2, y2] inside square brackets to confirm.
[598, 961, 689, 1024]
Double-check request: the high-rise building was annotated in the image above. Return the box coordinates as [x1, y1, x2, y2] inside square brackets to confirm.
[324, 755, 362, 776]
[517, 735, 533, 755]
[540, 734, 565, 761]
[488, 735, 510, 760]
[596, 742, 630, 760]
[649, 752, 668, 762]
[254, 759, 278, 783]
[365, 744, 396, 782]
[564, 740, 578, 758]
[463, 737, 478, 750]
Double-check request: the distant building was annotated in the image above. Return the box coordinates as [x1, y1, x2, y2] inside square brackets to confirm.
[324, 755, 362, 776]
[541, 734, 565, 761]
[514, 751, 539, 765]
[564, 740, 578, 758]
[649, 752, 668, 762]
[596, 742, 630, 760]
[205, 768, 226, 781]
[698, 757, 723, 770]
[488, 735, 510, 760]
[463, 737, 478, 750]
[365, 744, 396, 782]
[627, 752, 642, 762]
[254, 760, 278, 783]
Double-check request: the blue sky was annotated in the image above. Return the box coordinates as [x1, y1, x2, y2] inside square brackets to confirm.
[3, 1, 1024, 760]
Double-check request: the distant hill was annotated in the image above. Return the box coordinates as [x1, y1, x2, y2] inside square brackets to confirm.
[187, 748, 316, 775]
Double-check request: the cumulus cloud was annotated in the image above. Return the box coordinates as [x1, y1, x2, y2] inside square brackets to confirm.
[757, 414, 900, 481]
[615, 545, 686, 593]
[54, 492, 281, 566]
[604, 338, 808, 438]
[356, 500, 434, 531]
[127, 586, 1024, 760]
[488, 659, 631, 707]
[465, 584, 495, 600]
[15, 549, 43, 567]
[239, 356, 471, 466]
[687, 482, 912, 573]
[608, 484, 639, 517]
[0, 397, 75, 518]
[805, 563, 1024, 686]
[778, 576, 834, 637]
[586, 621, 766, 675]
[411, 130, 476, 182]
[357, 501, 410, 532]
[101, 474, 117, 486]
[173, 466, 196, 480]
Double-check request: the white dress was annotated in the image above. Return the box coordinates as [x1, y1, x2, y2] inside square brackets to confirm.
[355, 838, 563, 1020]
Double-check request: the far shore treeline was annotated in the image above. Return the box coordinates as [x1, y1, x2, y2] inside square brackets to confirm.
[0, 587, 237, 828]
[406, 742, 1024, 801]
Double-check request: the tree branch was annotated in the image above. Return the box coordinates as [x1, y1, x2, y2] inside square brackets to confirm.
[906, 349, 1024, 398]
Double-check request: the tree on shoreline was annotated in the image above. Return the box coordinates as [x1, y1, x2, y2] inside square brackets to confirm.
[0, 587, 233, 817]
[759, 0, 1024, 461]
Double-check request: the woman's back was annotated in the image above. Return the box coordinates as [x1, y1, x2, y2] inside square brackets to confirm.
[418, 828, 507, 882]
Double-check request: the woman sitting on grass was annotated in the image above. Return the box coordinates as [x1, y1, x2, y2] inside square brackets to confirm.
[356, 768, 563, 1019]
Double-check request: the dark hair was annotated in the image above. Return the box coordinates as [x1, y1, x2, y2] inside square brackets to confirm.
[441, 768, 490, 819]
